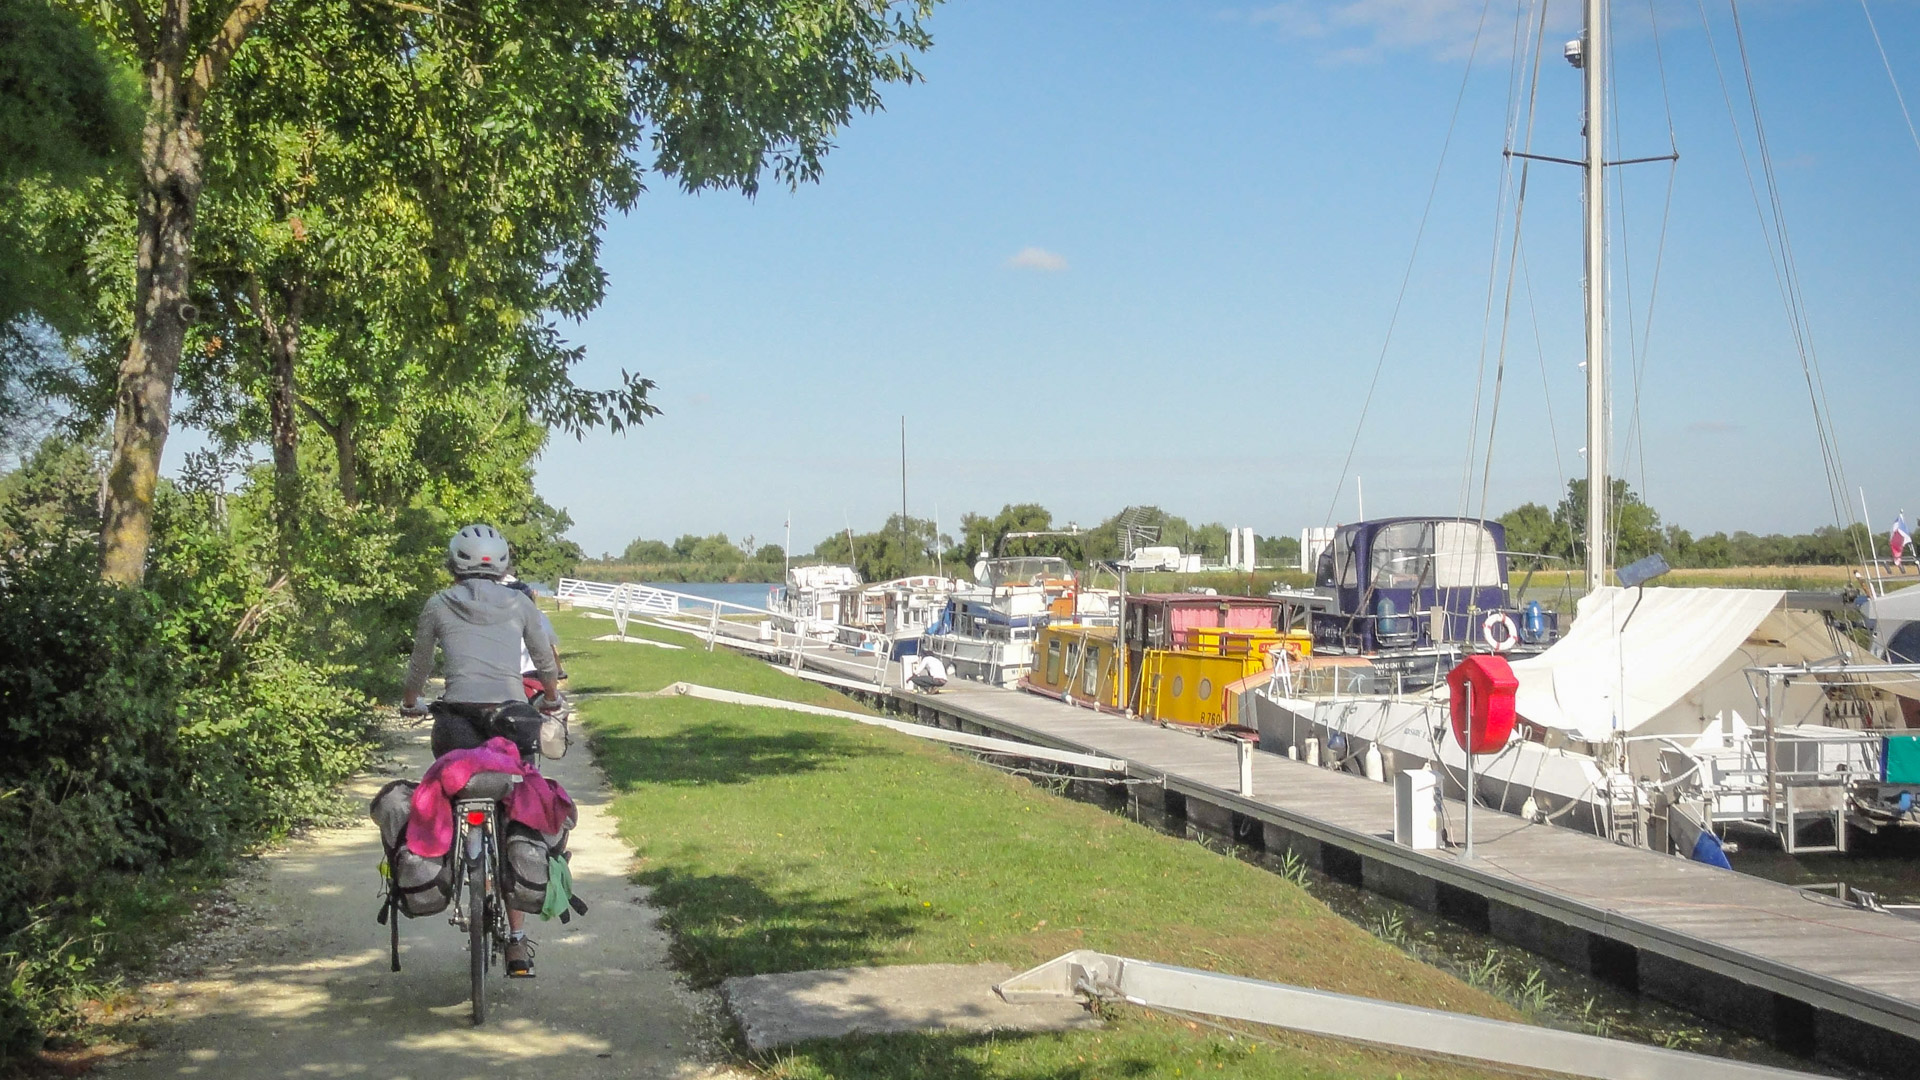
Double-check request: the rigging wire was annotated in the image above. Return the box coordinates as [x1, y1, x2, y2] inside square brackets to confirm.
[1323, 0, 1499, 529]
[1691, 1, 1861, 563]
[1457, 0, 1542, 522]
[1607, 0, 1681, 538]
[1726, 1, 1862, 554]
[1517, 247, 1567, 498]
[1471, 0, 1554, 535]
[1859, 0, 1920, 163]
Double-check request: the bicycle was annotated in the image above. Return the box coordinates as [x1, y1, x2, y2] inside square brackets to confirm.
[388, 702, 527, 1025]
[447, 769, 518, 1024]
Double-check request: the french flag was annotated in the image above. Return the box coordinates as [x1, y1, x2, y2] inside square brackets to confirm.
[1895, 513, 1913, 566]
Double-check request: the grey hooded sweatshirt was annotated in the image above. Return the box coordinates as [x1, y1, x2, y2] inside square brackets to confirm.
[405, 578, 560, 703]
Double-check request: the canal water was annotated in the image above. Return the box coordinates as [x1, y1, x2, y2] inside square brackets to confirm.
[642, 580, 779, 610]
[1727, 821, 1920, 905]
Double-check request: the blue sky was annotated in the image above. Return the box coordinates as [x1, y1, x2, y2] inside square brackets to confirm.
[532, 0, 1920, 558]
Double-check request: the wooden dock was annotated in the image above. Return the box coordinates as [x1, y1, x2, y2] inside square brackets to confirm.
[838, 674, 1920, 1077]
[653, 616, 1920, 1073]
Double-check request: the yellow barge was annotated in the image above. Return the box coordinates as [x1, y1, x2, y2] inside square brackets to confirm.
[1021, 594, 1310, 730]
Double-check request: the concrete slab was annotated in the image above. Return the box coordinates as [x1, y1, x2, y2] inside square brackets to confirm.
[720, 963, 1099, 1052]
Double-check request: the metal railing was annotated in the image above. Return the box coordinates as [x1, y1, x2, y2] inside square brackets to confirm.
[556, 577, 900, 684]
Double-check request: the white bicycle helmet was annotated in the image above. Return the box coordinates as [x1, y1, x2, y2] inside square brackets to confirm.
[447, 523, 511, 578]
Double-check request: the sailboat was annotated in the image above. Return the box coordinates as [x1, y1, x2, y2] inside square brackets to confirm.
[1249, 0, 1920, 857]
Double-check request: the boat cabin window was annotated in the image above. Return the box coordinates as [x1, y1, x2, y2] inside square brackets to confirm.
[1318, 531, 1358, 590]
[1432, 520, 1504, 588]
[1370, 522, 1430, 590]
[1046, 639, 1061, 683]
[1365, 520, 1505, 591]
[979, 556, 1075, 589]
[1083, 648, 1100, 696]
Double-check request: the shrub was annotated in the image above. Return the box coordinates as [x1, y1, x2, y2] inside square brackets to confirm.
[0, 495, 375, 1060]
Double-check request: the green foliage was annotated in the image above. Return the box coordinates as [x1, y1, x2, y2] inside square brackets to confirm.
[0, 0, 138, 449]
[1497, 480, 1875, 572]
[813, 514, 949, 581]
[623, 538, 676, 563]
[0, 435, 102, 542]
[0, 471, 379, 1059]
[0, 0, 137, 322]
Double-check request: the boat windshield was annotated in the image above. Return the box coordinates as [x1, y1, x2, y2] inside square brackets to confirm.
[979, 557, 1075, 589]
[1368, 521, 1504, 591]
[1432, 520, 1503, 588]
[1370, 522, 1430, 590]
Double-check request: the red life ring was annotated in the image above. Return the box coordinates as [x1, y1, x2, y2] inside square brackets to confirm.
[1481, 612, 1520, 654]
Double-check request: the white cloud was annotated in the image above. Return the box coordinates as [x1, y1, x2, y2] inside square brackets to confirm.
[1244, 0, 1577, 62]
[1005, 246, 1068, 272]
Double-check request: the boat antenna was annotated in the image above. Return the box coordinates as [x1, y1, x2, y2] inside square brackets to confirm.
[901, 415, 911, 572]
[1580, 0, 1610, 591]
[784, 511, 791, 581]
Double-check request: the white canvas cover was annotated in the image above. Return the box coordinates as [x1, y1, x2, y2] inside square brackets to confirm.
[1509, 587, 1785, 743]
[1870, 584, 1920, 657]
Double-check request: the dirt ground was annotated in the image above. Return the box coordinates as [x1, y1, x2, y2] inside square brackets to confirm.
[96, 721, 735, 1080]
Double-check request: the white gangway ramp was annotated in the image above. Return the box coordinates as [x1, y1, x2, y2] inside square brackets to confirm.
[556, 577, 775, 640]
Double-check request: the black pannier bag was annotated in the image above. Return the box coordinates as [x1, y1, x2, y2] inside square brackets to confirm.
[370, 779, 453, 917]
[502, 821, 570, 914]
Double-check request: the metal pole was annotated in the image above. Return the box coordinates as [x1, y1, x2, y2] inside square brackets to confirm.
[1859, 488, 1880, 592]
[1464, 680, 1475, 860]
[901, 415, 910, 570]
[1583, 0, 1610, 591]
[1117, 565, 1129, 715]
[1238, 739, 1254, 797]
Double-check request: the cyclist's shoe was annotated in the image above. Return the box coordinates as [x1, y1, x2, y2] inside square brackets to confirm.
[506, 937, 535, 978]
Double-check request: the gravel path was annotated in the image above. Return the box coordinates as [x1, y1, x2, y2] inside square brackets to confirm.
[102, 721, 728, 1080]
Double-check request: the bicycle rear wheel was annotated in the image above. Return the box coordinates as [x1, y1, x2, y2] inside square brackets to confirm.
[469, 855, 488, 1025]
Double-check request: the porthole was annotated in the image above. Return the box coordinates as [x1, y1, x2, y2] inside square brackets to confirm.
[1171, 675, 1185, 698]
[1198, 678, 1214, 701]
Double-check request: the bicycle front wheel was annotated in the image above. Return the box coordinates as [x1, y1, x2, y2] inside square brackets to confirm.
[469, 855, 488, 1025]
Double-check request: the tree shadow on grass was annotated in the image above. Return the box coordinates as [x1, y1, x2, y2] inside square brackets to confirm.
[591, 721, 876, 788]
[643, 868, 918, 987]
[766, 1030, 1155, 1080]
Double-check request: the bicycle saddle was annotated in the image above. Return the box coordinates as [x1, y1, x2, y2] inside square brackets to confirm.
[454, 771, 522, 802]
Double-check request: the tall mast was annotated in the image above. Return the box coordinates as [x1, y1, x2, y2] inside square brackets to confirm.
[1582, 0, 1610, 590]
[901, 415, 910, 570]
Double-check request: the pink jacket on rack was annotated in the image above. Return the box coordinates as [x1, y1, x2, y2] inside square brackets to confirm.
[406, 737, 575, 858]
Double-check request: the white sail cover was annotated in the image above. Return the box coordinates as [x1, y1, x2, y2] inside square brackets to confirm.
[1510, 587, 1785, 742]
[1870, 584, 1920, 659]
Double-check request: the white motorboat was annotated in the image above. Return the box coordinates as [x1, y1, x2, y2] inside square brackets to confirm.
[921, 556, 1116, 687]
[772, 564, 861, 639]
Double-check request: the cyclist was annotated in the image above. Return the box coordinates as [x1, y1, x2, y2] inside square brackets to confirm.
[401, 523, 562, 977]
[502, 574, 563, 689]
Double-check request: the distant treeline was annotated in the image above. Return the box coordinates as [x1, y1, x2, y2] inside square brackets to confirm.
[586, 507, 1301, 584]
[582, 486, 1895, 587]
[1499, 480, 1890, 571]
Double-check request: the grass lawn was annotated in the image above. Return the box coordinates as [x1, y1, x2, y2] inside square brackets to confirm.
[554, 608, 1519, 1079]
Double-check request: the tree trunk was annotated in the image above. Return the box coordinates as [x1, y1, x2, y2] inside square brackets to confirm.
[101, 60, 202, 584]
[333, 401, 359, 505]
[298, 397, 360, 506]
[98, 0, 276, 584]
[252, 274, 306, 483]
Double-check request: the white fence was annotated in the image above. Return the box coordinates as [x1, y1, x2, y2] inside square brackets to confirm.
[556, 578, 773, 639]
[555, 576, 906, 685]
